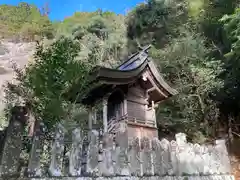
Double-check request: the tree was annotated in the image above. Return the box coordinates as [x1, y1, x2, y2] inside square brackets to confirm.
[4, 10, 127, 130]
[0, 3, 54, 41]
[5, 37, 91, 129]
[64, 11, 127, 68]
[126, 0, 188, 50]
[210, 8, 240, 139]
[125, 0, 225, 142]
[152, 29, 222, 142]
[197, 0, 237, 60]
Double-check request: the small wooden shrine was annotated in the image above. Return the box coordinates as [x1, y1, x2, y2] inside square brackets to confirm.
[81, 45, 177, 139]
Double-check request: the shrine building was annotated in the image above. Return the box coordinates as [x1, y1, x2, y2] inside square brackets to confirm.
[80, 45, 178, 139]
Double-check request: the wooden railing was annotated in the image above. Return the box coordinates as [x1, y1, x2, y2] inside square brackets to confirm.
[97, 112, 156, 135]
[127, 116, 156, 127]
[126, 108, 156, 127]
[107, 114, 128, 134]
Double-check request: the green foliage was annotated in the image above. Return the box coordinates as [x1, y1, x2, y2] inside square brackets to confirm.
[126, 0, 188, 49]
[2, 8, 127, 130]
[214, 8, 240, 116]
[0, 3, 54, 41]
[126, 0, 226, 141]
[187, 0, 204, 18]
[2, 0, 240, 142]
[5, 37, 91, 128]
[198, 0, 237, 53]
[151, 29, 222, 140]
[221, 9, 240, 51]
[62, 11, 127, 68]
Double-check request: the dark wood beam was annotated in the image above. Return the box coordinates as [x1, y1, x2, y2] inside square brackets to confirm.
[146, 73, 168, 98]
[147, 87, 156, 93]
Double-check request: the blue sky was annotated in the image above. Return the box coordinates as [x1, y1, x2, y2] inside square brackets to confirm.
[0, 0, 143, 20]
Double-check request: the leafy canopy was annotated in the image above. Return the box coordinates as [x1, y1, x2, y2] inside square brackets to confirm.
[0, 2, 53, 41]
[6, 37, 91, 128]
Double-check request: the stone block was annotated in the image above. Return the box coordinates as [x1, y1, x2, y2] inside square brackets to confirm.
[152, 138, 170, 176]
[48, 124, 65, 177]
[86, 130, 99, 176]
[114, 125, 129, 176]
[129, 137, 142, 176]
[69, 128, 83, 176]
[141, 137, 153, 176]
[98, 133, 114, 176]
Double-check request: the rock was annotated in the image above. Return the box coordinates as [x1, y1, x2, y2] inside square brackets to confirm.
[0, 40, 35, 122]
[0, 45, 8, 56]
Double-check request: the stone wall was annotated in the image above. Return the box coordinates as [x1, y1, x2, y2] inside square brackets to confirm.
[0, 122, 233, 179]
[25, 124, 232, 178]
[22, 175, 236, 180]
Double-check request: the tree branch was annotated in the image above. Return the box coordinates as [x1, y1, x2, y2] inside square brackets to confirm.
[188, 94, 205, 115]
[232, 131, 240, 138]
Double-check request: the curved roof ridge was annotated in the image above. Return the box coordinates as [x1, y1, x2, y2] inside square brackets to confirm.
[117, 45, 151, 71]
[147, 59, 178, 96]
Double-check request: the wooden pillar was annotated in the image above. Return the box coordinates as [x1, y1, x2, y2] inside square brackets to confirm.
[123, 98, 127, 116]
[88, 107, 93, 130]
[103, 99, 108, 133]
[152, 101, 157, 127]
[145, 104, 148, 124]
[93, 108, 97, 125]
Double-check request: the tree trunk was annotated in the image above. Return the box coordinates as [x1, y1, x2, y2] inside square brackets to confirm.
[228, 115, 234, 145]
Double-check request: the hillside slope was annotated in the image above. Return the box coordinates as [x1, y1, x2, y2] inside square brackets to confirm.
[0, 40, 35, 113]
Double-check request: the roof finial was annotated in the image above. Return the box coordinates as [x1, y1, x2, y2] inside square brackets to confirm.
[138, 44, 151, 53]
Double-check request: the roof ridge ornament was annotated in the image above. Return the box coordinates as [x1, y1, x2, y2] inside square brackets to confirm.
[138, 44, 151, 53]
